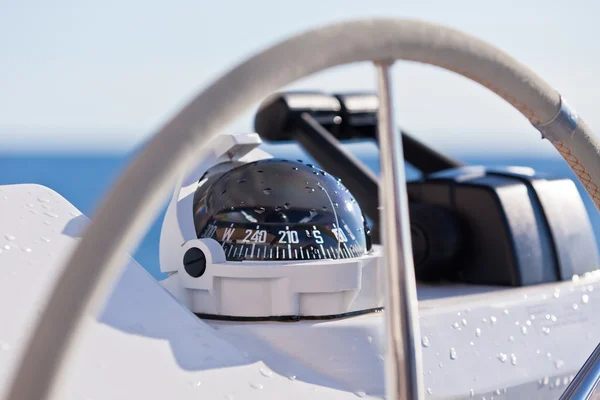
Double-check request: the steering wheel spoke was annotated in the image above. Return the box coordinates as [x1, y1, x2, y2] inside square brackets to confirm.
[375, 61, 424, 400]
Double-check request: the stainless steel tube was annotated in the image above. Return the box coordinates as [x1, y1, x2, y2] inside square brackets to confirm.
[375, 61, 424, 400]
[560, 342, 600, 399]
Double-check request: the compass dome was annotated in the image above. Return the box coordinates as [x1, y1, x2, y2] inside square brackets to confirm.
[193, 158, 372, 261]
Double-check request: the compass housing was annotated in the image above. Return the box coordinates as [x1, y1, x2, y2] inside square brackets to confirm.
[159, 134, 383, 319]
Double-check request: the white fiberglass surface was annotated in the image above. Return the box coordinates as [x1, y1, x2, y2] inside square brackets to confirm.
[0, 183, 598, 399]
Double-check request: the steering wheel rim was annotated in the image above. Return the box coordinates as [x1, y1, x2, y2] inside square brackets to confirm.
[7, 18, 599, 400]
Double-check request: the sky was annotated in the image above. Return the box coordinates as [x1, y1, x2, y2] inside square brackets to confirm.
[1, 0, 600, 155]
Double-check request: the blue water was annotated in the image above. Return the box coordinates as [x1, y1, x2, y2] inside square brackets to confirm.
[3, 143, 599, 280]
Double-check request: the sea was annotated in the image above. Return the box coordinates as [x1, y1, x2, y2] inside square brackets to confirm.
[3, 141, 599, 280]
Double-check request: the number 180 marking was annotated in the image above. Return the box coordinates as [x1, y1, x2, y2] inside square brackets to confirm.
[331, 228, 348, 243]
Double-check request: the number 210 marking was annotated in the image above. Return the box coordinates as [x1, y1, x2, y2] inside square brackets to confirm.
[278, 230, 299, 243]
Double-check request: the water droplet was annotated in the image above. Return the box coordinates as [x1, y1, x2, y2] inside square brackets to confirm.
[23, 248, 31, 253]
[490, 316, 497, 325]
[195, 381, 202, 387]
[287, 375, 297, 381]
[322, 206, 328, 211]
[43, 211, 58, 218]
[256, 170, 263, 173]
[475, 328, 482, 337]
[4, 234, 15, 241]
[263, 188, 273, 195]
[588, 285, 594, 292]
[553, 291, 560, 299]
[508, 336, 515, 343]
[521, 326, 528, 335]
[292, 167, 298, 171]
[542, 327, 550, 335]
[237, 178, 247, 184]
[545, 314, 551, 320]
[555, 359, 564, 369]
[526, 320, 532, 326]
[469, 389, 475, 397]
[250, 383, 263, 390]
[309, 209, 318, 217]
[259, 367, 273, 377]
[449, 347, 457, 360]
[573, 274, 580, 282]
[510, 353, 517, 365]
[354, 391, 367, 398]
[427, 388, 433, 395]
[573, 303, 579, 310]
[452, 322, 460, 330]
[582, 294, 590, 304]
[284, 203, 290, 210]
[307, 164, 314, 168]
[274, 206, 282, 211]
[333, 202, 339, 208]
[421, 336, 430, 347]
[503, 309, 509, 315]
[367, 336, 373, 344]
[40, 237, 51, 243]
[462, 318, 468, 326]
[530, 314, 536, 320]
[438, 362, 443, 368]
[254, 207, 265, 214]
[37, 197, 50, 203]
[497, 353, 507, 363]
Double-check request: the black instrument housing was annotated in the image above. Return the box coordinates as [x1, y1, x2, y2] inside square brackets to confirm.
[254, 91, 600, 286]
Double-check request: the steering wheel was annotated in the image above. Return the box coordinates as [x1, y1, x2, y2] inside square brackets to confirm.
[7, 19, 600, 400]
